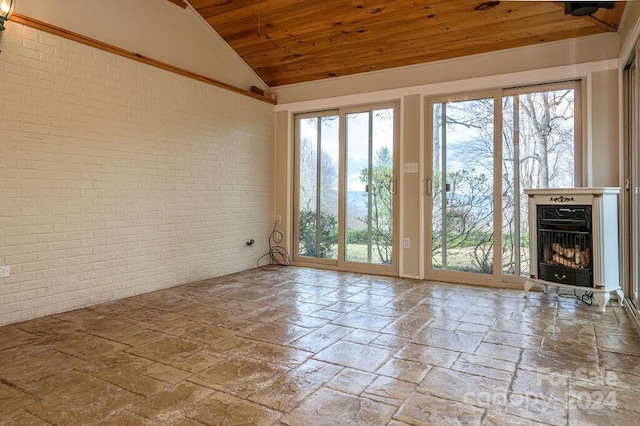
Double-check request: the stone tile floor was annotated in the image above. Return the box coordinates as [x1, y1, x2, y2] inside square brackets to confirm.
[1, 267, 640, 425]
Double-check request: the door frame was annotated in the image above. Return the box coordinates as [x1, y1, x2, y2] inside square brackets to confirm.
[624, 55, 640, 310]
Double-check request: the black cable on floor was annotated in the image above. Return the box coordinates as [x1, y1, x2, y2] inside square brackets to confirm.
[559, 289, 594, 306]
[578, 289, 594, 306]
[257, 221, 291, 271]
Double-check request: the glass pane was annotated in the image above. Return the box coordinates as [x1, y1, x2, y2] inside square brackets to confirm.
[432, 103, 444, 269]
[432, 99, 495, 274]
[345, 109, 394, 265]
[297, 115, 339, 259]
[502, 97, 518, 275]
[298, 118, 318, 257]
[502, 88, 575, 277]
[518, 90, 575, 190]
[371, 109, 394, 264]
[345, 112, 371, 263]
[319, 117, 339, 259]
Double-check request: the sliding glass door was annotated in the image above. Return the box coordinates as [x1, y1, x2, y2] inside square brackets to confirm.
[428, 95, 497, 278]
[426, 83, 580, 285]
[294, 104, 398, 274]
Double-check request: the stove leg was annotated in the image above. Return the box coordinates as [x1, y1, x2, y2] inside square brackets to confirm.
[594, 292, 610, 313]
[524, 280, 535, 299]
[615, 289, 625, 307]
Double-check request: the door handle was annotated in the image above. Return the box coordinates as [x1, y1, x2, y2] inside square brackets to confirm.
[426, 177, 432, 196]
[554, 273, 567, 280]
[388, 178, 397, 195]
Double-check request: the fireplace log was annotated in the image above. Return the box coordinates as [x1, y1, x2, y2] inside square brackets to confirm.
[551, 243, 576, 258]
[550, 252, 590, 268]
[552, 253, 579, 268]
[550, 243, 590, 268]
[579, 248, 591, 268]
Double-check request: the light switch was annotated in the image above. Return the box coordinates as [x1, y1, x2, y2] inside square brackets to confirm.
[404, 162, 419, 173]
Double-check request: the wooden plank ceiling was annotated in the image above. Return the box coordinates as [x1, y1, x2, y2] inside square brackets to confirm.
[187, 1, 626, 87]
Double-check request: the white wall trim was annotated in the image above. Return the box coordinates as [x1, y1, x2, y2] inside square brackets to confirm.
[275, 60, 618, 114]
[621, 5, 640, 65]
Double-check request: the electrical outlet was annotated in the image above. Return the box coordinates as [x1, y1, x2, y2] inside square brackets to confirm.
[403, 238, 410, 249]
[0, 265, 10, 278]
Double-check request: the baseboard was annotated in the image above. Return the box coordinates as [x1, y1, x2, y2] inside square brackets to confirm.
[625, 300, 640, 338]
[399, 274, 421, 280]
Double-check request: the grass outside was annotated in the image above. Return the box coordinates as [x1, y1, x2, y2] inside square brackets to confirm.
[433, 246, 531, 275]
[321, 244, 531, 275]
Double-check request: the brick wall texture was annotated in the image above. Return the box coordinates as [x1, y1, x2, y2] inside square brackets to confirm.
[0, 23, 275, 325]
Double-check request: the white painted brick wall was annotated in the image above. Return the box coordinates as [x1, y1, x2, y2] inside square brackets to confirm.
[0, 23, 275, 325]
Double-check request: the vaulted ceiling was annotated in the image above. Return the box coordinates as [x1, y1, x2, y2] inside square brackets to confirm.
[185, 1, 626, 88]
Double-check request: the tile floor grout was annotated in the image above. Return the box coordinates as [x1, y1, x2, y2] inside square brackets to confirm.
[1, 266, 639, 425]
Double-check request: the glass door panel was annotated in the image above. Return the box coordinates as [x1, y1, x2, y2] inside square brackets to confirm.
[345, 109, 395, 265]
[296, 114, 339, 260]
[431, 98, 495, 274]
[501, 87, 577, 278]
